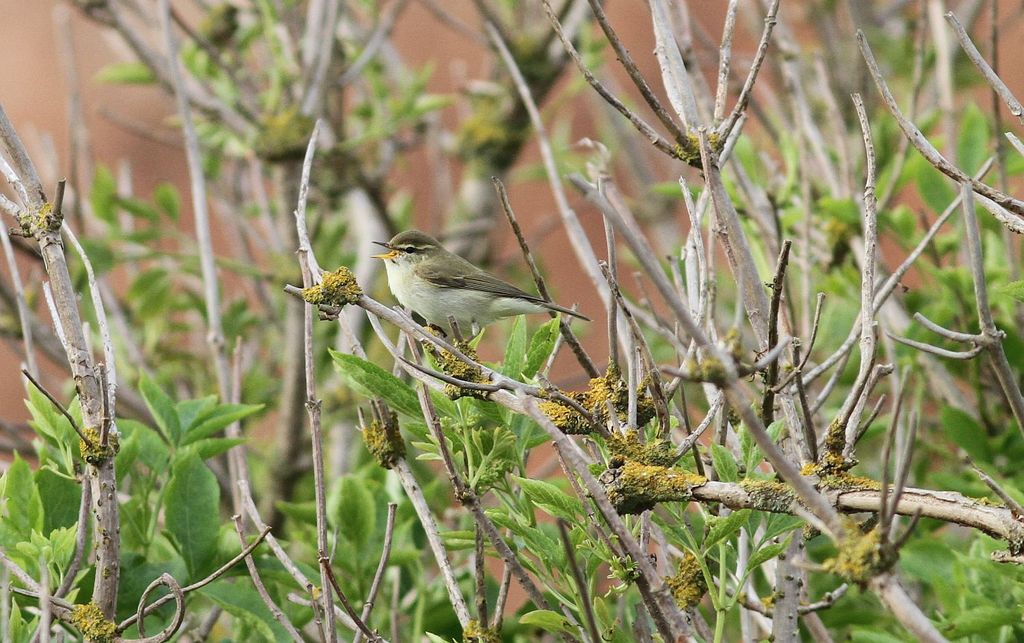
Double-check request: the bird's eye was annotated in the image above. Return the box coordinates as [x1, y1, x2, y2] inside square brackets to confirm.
[400, 245, 419, 254]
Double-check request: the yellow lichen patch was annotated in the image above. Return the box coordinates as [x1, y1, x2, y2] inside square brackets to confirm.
[362, 412, 405, 469]
[817, 474, 880, 492]
[538, 366, 656, 435]
[70, 602, 117, 643]
[822, 521, 895, 585]
[79, 426, 119, 465]
[803, 418, 856, 477]
[821, 418, 846, 459]
[739, 478, 796, 513]
[253, 107, 316, 163]
[20, 202, 62, 236]
[456, 92, 526, 169]
[666, 551, 707, 609]
[424, 338, 489, 400]
[607, 428, 676, 467]
[301, 267, 362, 307]
[675, 130, 723, 168]
[602, 460, 706, 515]
[463, 619, 501, 643]
[200, 3, 239, 46]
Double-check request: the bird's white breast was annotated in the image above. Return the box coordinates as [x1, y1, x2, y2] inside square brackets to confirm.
[383, 260, 543, 331]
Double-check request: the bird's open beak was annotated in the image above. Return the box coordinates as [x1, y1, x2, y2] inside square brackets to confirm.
[371, 241, 399, 260]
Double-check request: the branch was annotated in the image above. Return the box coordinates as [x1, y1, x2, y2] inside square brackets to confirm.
[858, 30, 1024, 220]
[116, 526, 272, 632]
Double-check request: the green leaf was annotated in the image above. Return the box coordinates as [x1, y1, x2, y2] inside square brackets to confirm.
[117, 419, 170, 475]
[153, 182, 180, 221]
[187, 437, 247, 460]
[849, 631, 907, 643]
[327, 475, 376, 548]
[956, 103, 989, 176]
[140, 376, 182, 445]
[95, 61, 156, 84]
[710, 444, 739, 482]
[995, 280, 1024, 303]
[89, 165, 117, 223]
[941, 606, 1021, 638]
[182, 403, 263, 445]
[116, 196, 159, 221]
[909, 153, 955, 214]
[704, 509, 751, 550]
[275, 501, 316, 525]
[515, 476, 582, 521]
[501, 316, 527, 379]
[762, 513, 803, 543]
[24, 385, 77, 472]
[330, 350, 422, 418]
[163, 454, 220, 580]
[941, 407, 990, 462]
[746, 536, 791, 572]
[0, 454, 43, 543]
[524, 318, 559, 379]
[201, 580, 293, 642]
[519, 609, 575, 634]
[7, 601, 30, 643]
[175, 397, 217, 435]
[35, 468, 81, 533]
[739, 423, 757, 475]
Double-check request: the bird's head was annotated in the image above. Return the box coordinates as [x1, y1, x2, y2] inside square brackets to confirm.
[372, 230, 444, 265]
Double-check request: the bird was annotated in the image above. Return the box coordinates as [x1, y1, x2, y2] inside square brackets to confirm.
[372, 229, 588, 334]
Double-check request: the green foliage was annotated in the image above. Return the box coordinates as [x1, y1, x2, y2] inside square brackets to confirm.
[328, 474, 377, 548]
[331, 349, 424, 418]
[8, 5, 1024, 641]
[163, 453, 221, 581]
[514, 476, 582, 522]
[95, 61, 156, 85]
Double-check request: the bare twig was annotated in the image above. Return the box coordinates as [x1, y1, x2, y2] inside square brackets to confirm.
[134, 574, 185, 643]
[945, 12, 1023, 123]
[320, 561, 380, 641]
[353, 503, 398, 643]
[761, 240, 792, 425]
[859, 30, 1024, 219]
[392, 459, 472, 627]
[491, 177, 598, 378]
[232, 516, 304, 642]
[717, 0, 781, 139]
[0, 216, 36, 376]
[159, 0, 230, 398]
[117, 526, 273, 632]
[557, 519, 601, 643]
[20, 368, 91, 447]
[840, 93, 880, 452]
[965, 457, 1024, 520]
[289, 121, 337, 640]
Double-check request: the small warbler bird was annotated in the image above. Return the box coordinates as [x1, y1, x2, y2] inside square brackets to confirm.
[373, 229, 588, 333]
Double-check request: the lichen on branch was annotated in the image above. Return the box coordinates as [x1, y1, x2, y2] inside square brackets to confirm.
[538, 365, 655, 434]
[361, 407, 405, 469]
[666, 551, 707, 609]
[299, 267, 362, 307]
[601, 459, 706, 515]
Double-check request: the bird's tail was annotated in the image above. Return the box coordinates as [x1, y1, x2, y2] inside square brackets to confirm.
[541, 300, 590, 322]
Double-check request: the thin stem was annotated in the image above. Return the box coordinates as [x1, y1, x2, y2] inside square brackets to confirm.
[491, 176, 598, 377]
[159, 0, 230, 400]
[232, 516, 304, 642]
[353, 503, 398, 643]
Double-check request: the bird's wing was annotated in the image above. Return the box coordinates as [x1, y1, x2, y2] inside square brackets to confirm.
[415, 264, 542, 302]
